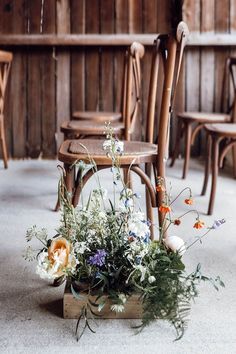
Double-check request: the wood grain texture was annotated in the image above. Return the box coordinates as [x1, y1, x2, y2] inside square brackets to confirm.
[100, 0, 114, 111]
[214, 0, 230, 113]
[200, 0, 214, 113]
[128, 0, 142, 140]
[0, 0, 13, 158]
[27, 0, 42, 158]
[142, 0, 158, 140]
[11, 0, 27, 158]
[41, 1, 56, 158]
[85, 0, 99, 110]
[64, 283, 142, 319]
[183, 0, 201, 155]
[56, 0, 71, 149]
[71, 0, 85, 114]
[114, 0, 128, 113]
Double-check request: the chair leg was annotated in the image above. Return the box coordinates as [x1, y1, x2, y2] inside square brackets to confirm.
[0, 120, 8, 169]
[232, 144, 236, 179]
[55, 164, 74, 211]
[182, 121, 192, 179]
[208, 136, 220, 215]
[169, 119, 183, 167]
[201, 134, 212, 196]
[145, 163, 154, 239]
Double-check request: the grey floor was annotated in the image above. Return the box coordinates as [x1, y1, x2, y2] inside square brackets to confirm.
[0, 158, 236, 354]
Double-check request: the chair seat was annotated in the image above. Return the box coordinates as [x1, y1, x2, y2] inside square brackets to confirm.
[72, 111, 122, 122]
[178, 111, 230, 123]
[58, 139, 157, 165]
[61, 120, 124, 136]
[205, 123, 236, 138]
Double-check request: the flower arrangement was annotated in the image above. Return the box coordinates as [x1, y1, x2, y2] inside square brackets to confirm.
[24, 125, 225, 341]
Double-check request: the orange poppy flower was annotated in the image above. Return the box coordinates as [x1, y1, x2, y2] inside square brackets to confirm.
[185, 198, 193, 205]
[174, 219, 181, 226]
[193, 220, 205, 229]
[159, 205, 171, 213]
[156, 185, 166, 192]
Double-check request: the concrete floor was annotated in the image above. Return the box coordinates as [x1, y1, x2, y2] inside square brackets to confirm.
[0, 158, 236, 354]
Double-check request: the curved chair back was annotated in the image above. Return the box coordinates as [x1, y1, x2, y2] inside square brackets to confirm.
[0, 50, 13, 116]
[144, 23, 189, 178]
[124, 42, 145, 140]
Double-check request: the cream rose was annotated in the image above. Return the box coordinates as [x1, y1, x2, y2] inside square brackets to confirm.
[164, 236, 186, 255]
[36, 237, 76, 280]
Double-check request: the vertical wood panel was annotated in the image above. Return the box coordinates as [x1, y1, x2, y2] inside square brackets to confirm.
[100, 0, 114, 111]
[41, 1, 56, 157]
[214, 0, 230, 112]
[71, 0, 85, 113]
[56, 0, 70, 149]
[128, 0, 142, 140]
[85, 0, 100, 110]
[200, 0, 214, 113]
[114, 0, 128, 113]
[0, 0, 13, 158]
[142, 0, 158, 140]
[11, 0, 27, 158]
[183, 0, 201, 155]
[27, 0, 42, 158]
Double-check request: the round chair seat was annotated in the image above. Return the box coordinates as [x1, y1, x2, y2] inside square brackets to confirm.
[205, 123, 236, 138]
[58, 139, 157, 165]
[72, 111, 122, 122]
[61, 120, 124, 136]
[178, 111, 230, 123]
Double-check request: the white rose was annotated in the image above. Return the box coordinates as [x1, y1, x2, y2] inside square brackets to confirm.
[164, 236, 186, 255]
[148, 276, 156, 283]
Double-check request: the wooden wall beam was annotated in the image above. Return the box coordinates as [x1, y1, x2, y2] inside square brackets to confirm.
[1, 33, 236, 46]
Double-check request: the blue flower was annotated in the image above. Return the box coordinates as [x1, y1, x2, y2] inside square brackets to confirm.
[143, 232, 150, 244]
[211, 219, 226, 230]
[88, 249, 107, 267]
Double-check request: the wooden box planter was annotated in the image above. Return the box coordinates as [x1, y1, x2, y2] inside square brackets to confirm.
[63, 282, 143, 319]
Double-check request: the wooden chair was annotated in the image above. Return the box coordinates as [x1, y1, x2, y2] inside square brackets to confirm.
[58, 22, 189, 235]
[60, 42, 145, 141]
[201, 59, 236, 214]
[0, 50, 12, 169]
[170, 57, 233, 179]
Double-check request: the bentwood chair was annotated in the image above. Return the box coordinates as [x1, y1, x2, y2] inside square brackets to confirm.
[201, 59, 236, 214]
[0, 50, 12, 169]
[58, 22, 189, 235]
[170, 57, 233, 179]
[60, 42, 144, 141]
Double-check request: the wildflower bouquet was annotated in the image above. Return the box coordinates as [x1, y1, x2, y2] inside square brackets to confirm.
[24, 127, 224, 340]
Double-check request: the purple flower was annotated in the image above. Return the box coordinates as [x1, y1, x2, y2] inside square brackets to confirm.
[211, 218, 226, 230]
[88, 249, 107, 267]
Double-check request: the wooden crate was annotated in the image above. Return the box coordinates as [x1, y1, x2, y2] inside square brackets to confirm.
[63, 283, 143, 319]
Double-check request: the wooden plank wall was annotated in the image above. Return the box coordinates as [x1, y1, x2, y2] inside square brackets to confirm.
[0, 0, 172, 158]
[176, 0, 236, 156]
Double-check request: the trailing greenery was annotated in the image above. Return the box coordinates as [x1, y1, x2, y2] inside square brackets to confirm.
[24, 124, 225, 341]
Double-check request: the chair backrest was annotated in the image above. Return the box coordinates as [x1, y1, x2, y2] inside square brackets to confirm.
[0, 50, 13, 116]
[228, 58, 236, 123]
[145, 22, 189, 178]
[123, 42, 145, 140]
